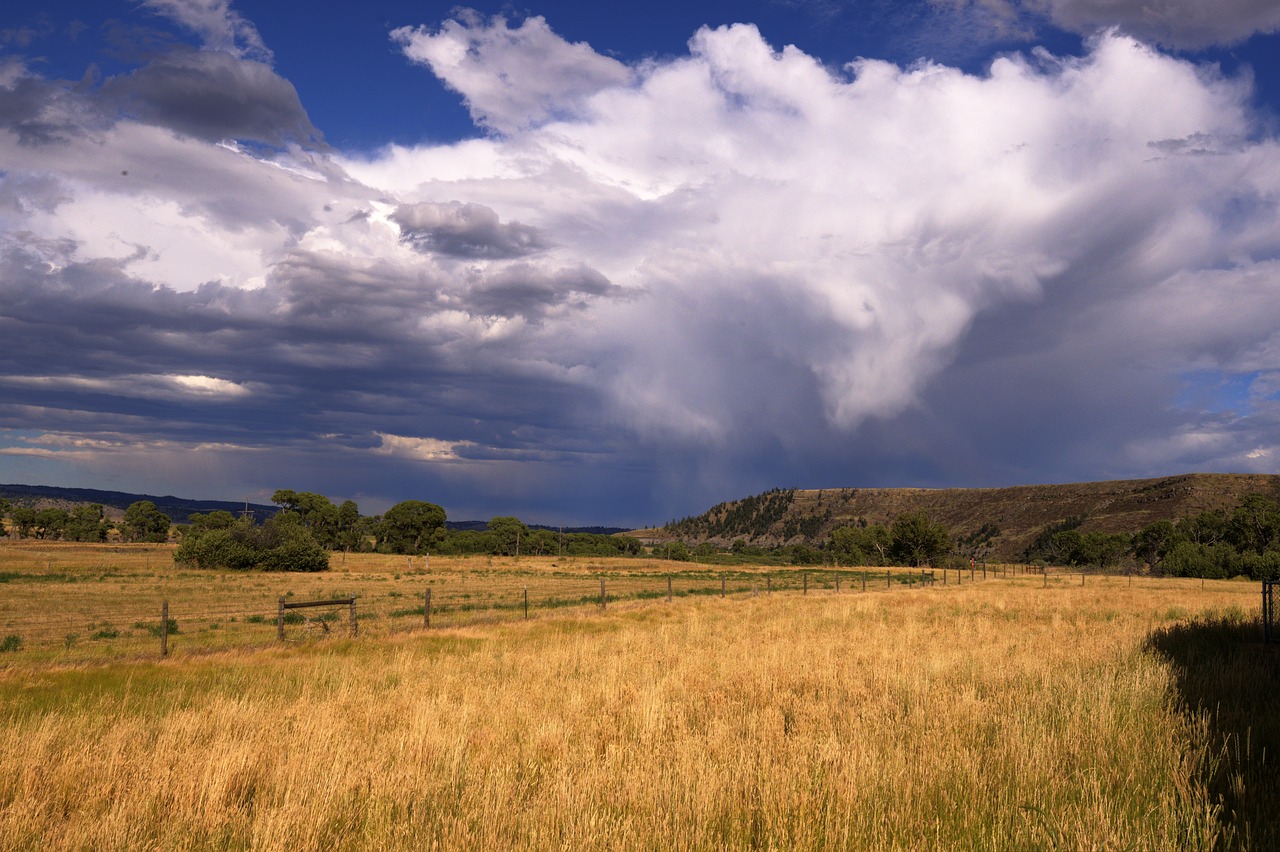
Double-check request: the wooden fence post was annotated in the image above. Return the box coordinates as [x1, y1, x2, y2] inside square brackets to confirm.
[277, 596, 285, 641]
[862, 573, 866, 592]
[524, 586, 529, 619]
[160, 601, 169, 657]
[424, 588, 432, 628]
[1044, 571, 1048, 589]
[835, 571, 840, 593]
[600, 578, 606, 609]
[350, 598, 357, 637]
[767, 575, 772, 595]
[1082, 572, 1086, 587]
[721, 574, 726, 598]
[886, 570, 891, 589]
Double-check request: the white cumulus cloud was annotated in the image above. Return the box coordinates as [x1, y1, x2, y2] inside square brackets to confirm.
[391, 13, 633, 134]
[356, 19, 1268, 447]
[3, 6, 1280, 520]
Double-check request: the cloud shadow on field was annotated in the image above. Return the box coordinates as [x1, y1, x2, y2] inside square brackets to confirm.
[1144, 608, 1280, 848]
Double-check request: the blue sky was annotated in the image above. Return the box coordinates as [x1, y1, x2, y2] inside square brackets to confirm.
[2, 0, 1280, 527]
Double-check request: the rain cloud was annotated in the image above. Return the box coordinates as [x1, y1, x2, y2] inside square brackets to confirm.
[1, 4, 1279, 524]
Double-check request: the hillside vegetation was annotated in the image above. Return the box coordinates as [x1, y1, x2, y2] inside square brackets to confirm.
[648, 474, 1280, 561]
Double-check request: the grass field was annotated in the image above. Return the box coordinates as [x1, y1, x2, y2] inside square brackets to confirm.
[0, 542, 954, 662]
[1, 546, 1277, 849]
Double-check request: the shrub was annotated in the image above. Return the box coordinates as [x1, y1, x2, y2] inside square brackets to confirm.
[0, 634, 21, 653]
[175, 514, 329, 572]
[139, 619, 180, 637]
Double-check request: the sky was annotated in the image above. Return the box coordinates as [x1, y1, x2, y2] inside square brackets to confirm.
[2, 1, 1280, 528]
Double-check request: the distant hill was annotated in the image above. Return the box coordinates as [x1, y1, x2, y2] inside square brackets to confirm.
[0, 483, 627, 533]
[0, 484, 278, 524]
[633, 473, 1280, 561]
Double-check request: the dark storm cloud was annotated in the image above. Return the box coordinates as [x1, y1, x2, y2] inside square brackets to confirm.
[1040, 0, 1280, 49]
[4, 5, 1280, 528]
[100, 48, 321, 147]
[935, 0, 1280, 49]
[466, 263, 621, 318]
[0, 68, 93, 146]
[391, 201, 550, 259]
[0, 230, 606, 457]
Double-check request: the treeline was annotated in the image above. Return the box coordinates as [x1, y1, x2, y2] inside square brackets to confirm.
[0, 498, 172, 543]
[1129, 494, 1280, 579]
[8, 488, 1279, 579]
[1017, 494, 1280, 579]
[173, 490, 642, 572]
[661, 492, 1280, 579]
[653, 511, 954, 568]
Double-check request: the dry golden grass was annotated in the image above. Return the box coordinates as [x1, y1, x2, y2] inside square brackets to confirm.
[0, 571, 1270, 850]
[0, 543, 954, 661]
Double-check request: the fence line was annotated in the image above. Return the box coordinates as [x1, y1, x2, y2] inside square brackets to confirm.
[0, 568, 1232, 663]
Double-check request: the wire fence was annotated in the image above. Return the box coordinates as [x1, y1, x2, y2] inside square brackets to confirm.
[0, 564, 1227, 664]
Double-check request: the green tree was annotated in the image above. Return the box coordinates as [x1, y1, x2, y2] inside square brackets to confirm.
[64, 504, 109, 542]
[1132, 520, 1181, 569]
[333, 500, 365, 552]
[781, 543, 825, 565]
[1162, 541, 1235, 579]
[1178, 510, 1228, 546]
[487, 516, 530, 556]
[378, 501, 447, 554]
[1227, 494, 1280, 555]
[1023, 516, 1085, 564]
[889, 512, 950, 567]
[828, 524, 891, 565]
[526, 528, 558, 556]
[33, 507, 69, 540]
[122, 501, 171, 543]
[271, 490, 344, 548]
[652, 540, 690, 561]
[186, 510, 239, 532]
[436, 529, 495, 555]
[1075, 531, 1130, 568]
[9, 506, 37, 538]
[175, 513, 328, 572]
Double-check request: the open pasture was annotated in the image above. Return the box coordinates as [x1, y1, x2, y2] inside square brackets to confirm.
[1, 549, 1277, 849]
[0, 542, 952, 663]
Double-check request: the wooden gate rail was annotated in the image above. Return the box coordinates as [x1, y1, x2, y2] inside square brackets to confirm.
[278, 597, 357, 640]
